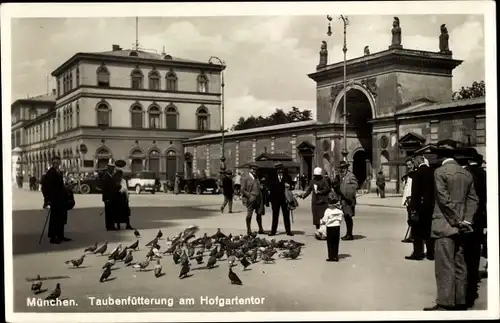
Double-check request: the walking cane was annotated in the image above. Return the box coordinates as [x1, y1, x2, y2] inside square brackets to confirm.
[291, 210, 294, 223]
[402, 225, 411, 242]
[39, 208, 50, 244]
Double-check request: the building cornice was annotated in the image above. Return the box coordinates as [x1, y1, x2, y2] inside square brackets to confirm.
[51, 53, 225, 77]
[370, 105, 485, 124]
[21, 110, 57, 128]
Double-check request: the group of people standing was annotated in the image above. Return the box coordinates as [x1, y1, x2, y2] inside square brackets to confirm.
[401, 149, 487, 311]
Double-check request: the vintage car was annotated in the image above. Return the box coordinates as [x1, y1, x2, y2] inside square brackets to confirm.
[127, 171, 156, 194]
[182, 177, 220, 195]
[73, 173, 104, 194]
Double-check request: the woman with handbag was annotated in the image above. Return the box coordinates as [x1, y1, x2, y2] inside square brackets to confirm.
[298, 167, 331, 232]
[113, 169, 134, 230]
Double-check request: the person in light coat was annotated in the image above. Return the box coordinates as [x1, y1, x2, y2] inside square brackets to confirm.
[319, 194, 344, 262]
[114, 169, 134, 230]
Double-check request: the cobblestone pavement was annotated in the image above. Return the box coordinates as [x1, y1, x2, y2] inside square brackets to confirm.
[9, 189, 487, 312]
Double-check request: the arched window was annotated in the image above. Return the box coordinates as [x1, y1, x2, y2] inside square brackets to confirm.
[63, 108, 67, 131]
[165, 105, 178, 130]
[166, 71, 178, 92]
[197, 73, 209, 93]
[76, 101, 80, 127]
[97, 65, 110, 87]
[69, 72, 73, 90]
[96, 147, 112, 169]
[196, 107, 209, 130]
[165, 149, 177, 181]
[76, 67, 80, 87]
[131, 69, 143, 89]
[96, 103, 111, 128]
[148, 70, 161, 90]
[148, 106, 161, 129]
[131, 105, 143, 129]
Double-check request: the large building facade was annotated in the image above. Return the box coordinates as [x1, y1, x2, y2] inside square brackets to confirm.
[11, 45, 224, 182]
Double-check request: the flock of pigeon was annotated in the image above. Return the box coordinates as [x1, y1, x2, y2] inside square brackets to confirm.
[30, 226, 305, 301]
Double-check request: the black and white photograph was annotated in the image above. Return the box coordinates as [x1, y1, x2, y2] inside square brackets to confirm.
[2, 1, 498, 322]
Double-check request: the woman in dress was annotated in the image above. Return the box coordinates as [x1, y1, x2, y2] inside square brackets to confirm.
[114, 169, 134, 230]
[299, 167, 331, 230]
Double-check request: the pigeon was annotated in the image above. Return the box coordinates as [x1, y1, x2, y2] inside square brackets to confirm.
[128, 240, 139, 250]
[100, 267, 111, 282]
[215, 247, 225, 260]
[205, 239, 213, 250]
[146, 237, 159, 247]
[280, 250, 291, 258]
[195, 253, 204, 264]
[227, 255, 236, 267]
[123, 250, 134, 265]
[116, 247, 129, 261]
[133, 257, 151, 271]
[211, 228, 226, 240]
[153, 247, 162, 258]
[209, 247, 217, 257]
[179, 261, 190, 279]
[108, 244, 122, 260]
[240, 257, 251, 270]
[65, 255, 85, 268]
[163, 243, 176, 255]
[134, 229, 141, 238]
[288, 248, 300, 260]
[94, 241, 108, 255]
[206, 255, 217, 269]
[187, 245, 195, 258]
[146, 247, 155, 259]
[102, 259, 115, 270]
[180, 250, 188, 264]
[228, 267, 242, 285]
[261, 252, 275, 263]
[181, 225, 200, 242]
[172, 251, 181, 264]
[156, 230, 163, 239]
[154, 260, 163, 278]
[84, 242, 98, 253]
[45, 283, 61, 300]
[31, 275, 42, 294]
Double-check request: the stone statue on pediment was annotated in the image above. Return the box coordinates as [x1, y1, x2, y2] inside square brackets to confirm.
[364, 46, 370, 55]
[389, 17, 402, 49]
[439, 24, 452, 55]
[318, 41, 328, 67]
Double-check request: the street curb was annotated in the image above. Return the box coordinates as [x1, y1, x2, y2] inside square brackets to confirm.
[358, 203, 403, 209]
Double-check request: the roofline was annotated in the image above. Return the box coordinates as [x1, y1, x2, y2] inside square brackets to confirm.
[11, 98, 56, 108]
[22, 109, 57, 128]
[51, 52, 226, 77]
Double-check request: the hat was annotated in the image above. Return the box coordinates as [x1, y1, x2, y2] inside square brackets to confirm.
[274, 162, 284, 169]
[327, 193, 339, 205]
[249, 162, 259, 170]
[337, 160, 350, 169]
[107, 159, 116, 167]
[313, 167, 323, 176]
[114, 159, 126, 168]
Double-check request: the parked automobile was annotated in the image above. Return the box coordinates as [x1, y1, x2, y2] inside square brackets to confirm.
[182, 177, 220, 195]
[127, 171, 156, 194]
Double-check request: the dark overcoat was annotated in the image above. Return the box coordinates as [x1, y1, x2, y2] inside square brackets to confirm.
[41, 167, 68, 237]
[303, 176, 330, 226]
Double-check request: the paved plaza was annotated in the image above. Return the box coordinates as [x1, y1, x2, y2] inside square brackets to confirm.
[9, 188, 487, 312]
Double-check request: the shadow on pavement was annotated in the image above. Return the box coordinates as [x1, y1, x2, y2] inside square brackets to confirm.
[12, 206, 220, 256]
[338, 254, 351, 259]
[352, 235, 367, 240]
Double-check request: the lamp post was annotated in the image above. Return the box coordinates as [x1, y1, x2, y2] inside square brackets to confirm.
[339, 15, 349, 162]
[208, 56, 226, 173]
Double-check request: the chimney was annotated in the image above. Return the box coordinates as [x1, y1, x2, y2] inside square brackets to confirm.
[52, 89, 56, 95]
[112, 44, 122, 51]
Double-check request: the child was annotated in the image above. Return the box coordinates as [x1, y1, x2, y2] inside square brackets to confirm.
[319, 194, 343, 262]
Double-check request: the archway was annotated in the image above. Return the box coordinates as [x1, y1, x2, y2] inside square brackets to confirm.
[332, 87, 374, 167]
[352, 149, 369, 188]
[148, 149, 161, 177]
[297, 141, 315, 182]
[130, 148, 144, 173]
[165, 150, 177, 181]
[380, 150, 390, 179]
[96, 147, 112, 169]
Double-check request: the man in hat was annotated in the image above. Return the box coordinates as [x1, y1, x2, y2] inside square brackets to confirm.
[41, 156, 71, 244]
[240, 163, 264, 234]
[100, 159, 120, 231]
[376, 170, 386, 198]
[220, 170, 234, 213]
[424, 149, 478, 311]
[337, 160, 358, 241]
[269, 162, 294, 236]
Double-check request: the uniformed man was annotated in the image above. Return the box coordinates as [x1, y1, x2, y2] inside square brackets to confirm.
[41, 156, 71, 244]
[337, 160, 358, 241]
[100, 160, 120, 231]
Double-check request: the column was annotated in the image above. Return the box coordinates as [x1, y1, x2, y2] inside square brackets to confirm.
[251, 139, 257, 161]
[270, 137, 275, 153]
[206, 144, 210, 175]
[291, 135, 297, 162]
[193, 146, 197, 174]
[235, 140, 240, 168]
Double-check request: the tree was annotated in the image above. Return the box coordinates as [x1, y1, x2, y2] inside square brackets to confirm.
[230, 107, 313, 131]
[452, 80, 485, 101]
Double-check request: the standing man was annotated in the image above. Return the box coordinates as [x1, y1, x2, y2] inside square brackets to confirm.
[269, 162, 294, 236]
[174, 173, 180, 195]
[376, 170, 386, 198]
[424, 151, 478, 311]
[407, 155, 435, 260]
[220, 171, 234, 213]
[337, 161, 358, 241]
[401, 158, 416, 243]
[100, 160, 119, 231]
[233, 172, 242, 196]
[241, 163, 264, 235]
[41, 156, 71, 244]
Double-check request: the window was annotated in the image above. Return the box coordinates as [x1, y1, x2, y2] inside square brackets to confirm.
[131, 105, 143, 128]
[63, 109, 67, 131]
[57, 112, 61, 133]
[69, 105, 73, 129]
[96, 103, 110, 127]
[148, 70, 160, 90]
[76, 102, 80, 127]
[69, 72, 73, 90]
[131, 69, 143, 89]
[149, 106, 160, 129]
[57, 79, 61, 96]
[97, 65, 110, 87]
[166, 72, 178, 92]
[196, 107, 209, 130]
[197, 74, 209, 93]
[76, 67, 80, 87]
[166, 105, 178, 130]
[30, 108, 37, 119]
[48, 122, 51, 139]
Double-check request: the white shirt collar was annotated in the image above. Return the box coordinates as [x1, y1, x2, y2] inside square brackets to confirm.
[418, 163, 426, 168]
[442, 158, 455, 166]
[249, 173, 254, 180]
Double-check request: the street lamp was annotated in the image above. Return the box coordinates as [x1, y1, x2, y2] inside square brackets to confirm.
[208, 56, 226, 173]
[339, 15, 350, 162]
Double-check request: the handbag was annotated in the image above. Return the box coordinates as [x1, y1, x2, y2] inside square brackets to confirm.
[408, 210, 419, 225]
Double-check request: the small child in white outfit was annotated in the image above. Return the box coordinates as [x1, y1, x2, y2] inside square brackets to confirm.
[320, 194, 343, 262]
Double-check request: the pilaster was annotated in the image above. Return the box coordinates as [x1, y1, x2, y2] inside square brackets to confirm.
[252, 139, 257, 161]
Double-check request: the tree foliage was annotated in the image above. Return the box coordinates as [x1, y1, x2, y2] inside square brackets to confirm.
[452, 80, 485, 100]
[231, 107, 313, 131]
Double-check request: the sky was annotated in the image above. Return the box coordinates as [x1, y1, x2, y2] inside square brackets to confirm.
[10, 14, 485, 127]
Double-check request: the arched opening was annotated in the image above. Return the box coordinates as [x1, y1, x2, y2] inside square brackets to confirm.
[380, 150, 390, 179]
[130, 148, 144, 173]
[96, 147, 111, 169]
[184, 152, 193, 179]
[352, 149, 369, 188]
[165, 150, 177, 182]
[333, 87, 374, 168]
[148, 150, 160, 178]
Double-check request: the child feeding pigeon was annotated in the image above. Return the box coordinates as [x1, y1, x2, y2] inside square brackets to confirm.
[318, 193, 343, 262]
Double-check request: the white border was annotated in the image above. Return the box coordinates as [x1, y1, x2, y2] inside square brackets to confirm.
[2, 1, 498, 322]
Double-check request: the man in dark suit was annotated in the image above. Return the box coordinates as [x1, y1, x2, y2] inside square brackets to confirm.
[407, 154, 435, 260]
[424, 152, 478, 311]
[241, 163, 264, 235]
[338, 161, 358, 241]
[41, 156, 70, 244]
[220, 170, 234, 213]
[100, 160, 120, 231]
[269, 162, 294, 236]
